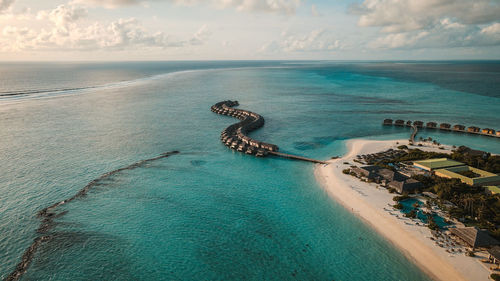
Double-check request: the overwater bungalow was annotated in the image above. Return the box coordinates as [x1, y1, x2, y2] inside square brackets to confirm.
[426, 122, 437, 128]
[394, 120, 405, 126]
[413, 121, 424, 128]
[497, 131, 500, 136]
[439, 123, 451, 130]
[453, 124, 465, 131]
[383, 119, 393, 125]
[467, 126, 480, 133]
[406, 120, 412, 127]
[482, 128, 495, 135]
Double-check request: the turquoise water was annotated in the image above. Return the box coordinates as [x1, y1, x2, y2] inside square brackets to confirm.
[1, 62, 499, 280]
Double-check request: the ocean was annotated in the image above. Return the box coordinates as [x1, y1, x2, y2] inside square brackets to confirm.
[1, 61, 499, 280]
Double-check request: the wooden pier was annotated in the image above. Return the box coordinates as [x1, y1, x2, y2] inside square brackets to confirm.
[212, 100, 327, 164]
[383, 119, 499, 140]
[268, 151, 328, 164]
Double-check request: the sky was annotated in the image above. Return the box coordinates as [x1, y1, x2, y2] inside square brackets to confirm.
[0, 0, 499, 61]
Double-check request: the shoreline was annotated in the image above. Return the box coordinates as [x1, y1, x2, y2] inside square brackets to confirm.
[315, 138, 491, 281]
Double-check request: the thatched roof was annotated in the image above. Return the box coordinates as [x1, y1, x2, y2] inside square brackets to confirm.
[488, 246, 500, 260]
[450, 227, 499, 248]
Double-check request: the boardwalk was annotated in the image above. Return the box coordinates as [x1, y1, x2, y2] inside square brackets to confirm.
[410, 125, 418, 143]
[211, 100, 327, 164]
[268, 151, 328, 164]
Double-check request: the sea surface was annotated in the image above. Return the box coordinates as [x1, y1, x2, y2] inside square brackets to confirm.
[1, 61, 499, 280]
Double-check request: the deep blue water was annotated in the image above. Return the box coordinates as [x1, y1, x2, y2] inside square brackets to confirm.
[1, 61, 499, 280]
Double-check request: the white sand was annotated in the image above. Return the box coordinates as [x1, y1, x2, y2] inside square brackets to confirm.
[315, 139, 491, 281]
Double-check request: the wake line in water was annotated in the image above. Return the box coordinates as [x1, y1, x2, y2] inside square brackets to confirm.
[4, 151, 180, 281]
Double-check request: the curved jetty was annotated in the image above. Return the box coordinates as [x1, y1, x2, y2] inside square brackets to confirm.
[211, 100, 278, 157]
[211, 101, 327, 164]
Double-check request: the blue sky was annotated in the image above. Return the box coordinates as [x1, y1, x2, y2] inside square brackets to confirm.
[0, 0, 499, 60]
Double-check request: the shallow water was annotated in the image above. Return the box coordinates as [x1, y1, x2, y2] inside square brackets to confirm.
[1, 61, 499, 280]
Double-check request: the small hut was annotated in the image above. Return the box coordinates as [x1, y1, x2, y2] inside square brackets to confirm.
[488, 246, 500, 267]
[406, 120, 412, 127]
[497, 131, 500, 136]
[426, 122, 437, 128]
[440, 123, 451, 130]
[482, 128, 495, 135]
[450, 227, 499, 249]
[394, 120, 405, 126]
[413, 121, 424, 128]
[383, 119, 393, 125]
[453, 124, 465, 131]
[467, 126, 480, 133]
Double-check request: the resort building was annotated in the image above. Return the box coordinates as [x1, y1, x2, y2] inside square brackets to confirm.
[482, 128, 495, 135]
[383, 119, 393, 125]
[497, 131, 500, 136]
[426, 122, 437, 128]
[413, 158, 465, 171]
[435, 166, 500, 186]
[394, 119, 405, 126]
[388, 178, 423, 194]
[453, 124, 465, 131]
[450, 227, 499, 249]
[488, 246, 500, 267]
[352, 165, 422, 194]
[485, 186, 500, 195]
[467, 126, 480, 133]
[413, 121, 424, 128]
[439, 123, 451, 130]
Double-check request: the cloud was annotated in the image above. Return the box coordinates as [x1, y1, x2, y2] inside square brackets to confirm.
[261, 29, 342, 53]
[352, 0, 500, 33]
[0, 0, 15, 12]
[352, 0, 500, 49]
[0, 4, 210, 52]
[74, 0, 302, 14]
[370, 21, 500, 49]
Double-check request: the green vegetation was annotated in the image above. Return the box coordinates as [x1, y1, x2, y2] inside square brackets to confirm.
[405, 209, 417, 219]
[393, 203, 403, 209]
[450, 146, 500, 173]
[491, 273, 500, 281]
[393, 194, 410, 202]
[342, 169, 350, 175]
[377, 145, 500, 239]
[397, 145, 408, 150]
[427, 215, 439, 230]
[456, 170, 480, 178]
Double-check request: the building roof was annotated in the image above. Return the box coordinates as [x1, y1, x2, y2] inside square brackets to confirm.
[435, 166, 500, 186]
[488, 246, 500, 260]
[413, 158, 465, 171]
[486, 186, 500, 195]
[450, 227, 499, 248]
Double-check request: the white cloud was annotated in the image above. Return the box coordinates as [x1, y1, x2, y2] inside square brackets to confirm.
[0, 4, 210, 52]
[371, 21, 500, 49]
[0, 0, 15, 12]
[261, 29, 342, 53]
[74, 0, 301, 14]
[352, 0, 500, 33]
[353, 0, 500, 49]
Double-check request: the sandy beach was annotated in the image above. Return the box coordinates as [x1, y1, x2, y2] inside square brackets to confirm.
[315, 139, 491, 281]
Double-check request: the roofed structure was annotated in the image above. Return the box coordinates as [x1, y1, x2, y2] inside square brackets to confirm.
[413, 158, 465, 171]
[426, 122, 437, 128]
[467, 126, 480, 133]
[440, 123, 451, 129]
[450, 227, 499, 248]
[453, 124, 465, 131]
